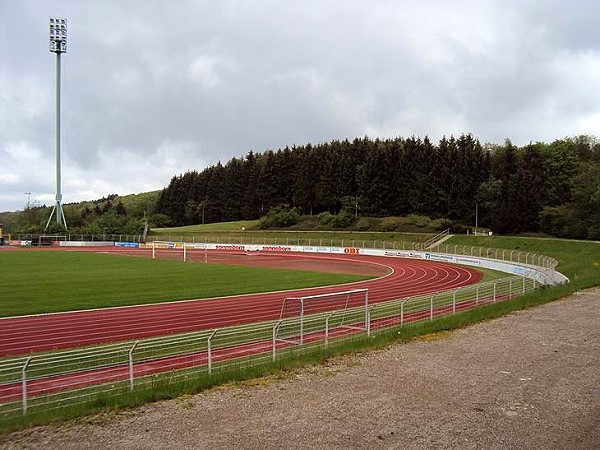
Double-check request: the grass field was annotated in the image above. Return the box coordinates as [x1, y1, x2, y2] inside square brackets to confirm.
[149, 224, 432, 244]
[0, 250, 370, 317]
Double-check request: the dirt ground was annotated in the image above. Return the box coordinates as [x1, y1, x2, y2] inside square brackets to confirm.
[1, 288, 598, 449]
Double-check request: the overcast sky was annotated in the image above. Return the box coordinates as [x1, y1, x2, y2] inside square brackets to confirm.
[1, 1, 599, 212]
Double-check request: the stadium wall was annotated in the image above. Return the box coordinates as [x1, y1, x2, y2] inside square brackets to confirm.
[145, 241, 569, 286]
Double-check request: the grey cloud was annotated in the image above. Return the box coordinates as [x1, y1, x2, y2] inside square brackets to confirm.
[1, 0, 599, 211]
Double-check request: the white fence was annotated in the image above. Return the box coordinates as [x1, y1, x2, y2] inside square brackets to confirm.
[147, 236, 560, 271]
[0, 242, 562, 420]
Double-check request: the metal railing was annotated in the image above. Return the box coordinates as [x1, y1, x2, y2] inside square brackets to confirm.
[13, 234, 143, 245]
[421, 228, 451, 250]
[147, 236, 558, 270]
[0, 273, 539, 420]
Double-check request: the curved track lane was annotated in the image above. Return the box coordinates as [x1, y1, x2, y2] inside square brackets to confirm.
[0, 251, 482, 357]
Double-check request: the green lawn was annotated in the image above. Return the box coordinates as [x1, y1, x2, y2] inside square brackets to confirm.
[0, 250, 370, 317]
[149, 227, 432, 245]
[446, 235, 600, 289]
[153, 220, 260, 233]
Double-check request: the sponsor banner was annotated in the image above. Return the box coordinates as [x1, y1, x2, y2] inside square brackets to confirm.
[115, 242, 140, 248]
[260, 245, 292, 252]
[60, 241, 114, 247]
[424, 253, 455, 262]
[455, 257, 481, 266]
[383, 250, 418, 258]
[303, 246, 316, 252]
[512, 266, 527, 276]
[214, 244, 246, 251]
[330, 247, 345, 254]
[343, 248, 360, 255]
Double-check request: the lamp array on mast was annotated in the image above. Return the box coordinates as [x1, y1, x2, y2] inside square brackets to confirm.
[46, 17, 68, 230]
[49, 17, 67, 53]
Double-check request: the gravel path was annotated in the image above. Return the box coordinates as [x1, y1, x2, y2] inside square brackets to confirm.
[2, 289, 599, 449]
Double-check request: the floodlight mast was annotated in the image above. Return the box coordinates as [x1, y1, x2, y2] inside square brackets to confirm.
[46, 17, 68, 231]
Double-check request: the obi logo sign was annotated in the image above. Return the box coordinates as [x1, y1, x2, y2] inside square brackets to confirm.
[344, 248, 360, 255]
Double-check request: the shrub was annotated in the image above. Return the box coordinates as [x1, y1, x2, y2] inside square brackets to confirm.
[378, 217, 402, 232]
[317, 212, 334, 226]
[431, 217, 453, 231]
[407, 214, 432, 228]
[354, 217, 371, 231]
[330, 211, 356, 229]
[259, 205, 300, 229]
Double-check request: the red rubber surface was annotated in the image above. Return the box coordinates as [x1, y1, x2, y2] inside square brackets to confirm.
[0, 250, 482, 357]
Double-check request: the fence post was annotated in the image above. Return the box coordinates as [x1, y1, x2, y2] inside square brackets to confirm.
[325, 313, 335, 347]
[493, 283, 497, 302]
[400, 300, 406, 327]
[300, 298, 305, 345]
[452, 290, 457, 314]
[475, 286, 480, 306]
[508, 279, 512, 300]
[183, 243, 187, 262]
[430, 294, 435, 320]
[207, 329, 218, 374]
[364, 290, 369, 333]
[367, 306, 373, 337]
[152, 241, 156, 259]
[523, 276, 526, 294]
[21, 357, 33, 415]
[272, 321, 282, 361]
[129, 341, 139, 391]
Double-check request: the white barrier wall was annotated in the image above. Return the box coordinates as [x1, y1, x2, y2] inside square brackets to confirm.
[149, 241, 568, 286]
[60, 241, 115, 247]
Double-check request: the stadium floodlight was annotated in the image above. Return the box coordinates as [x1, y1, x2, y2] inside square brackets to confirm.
[46, 17, 68, 230]
[49, 17, 67, 53]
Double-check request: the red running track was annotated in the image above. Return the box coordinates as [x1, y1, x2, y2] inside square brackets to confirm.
[0, 250, 482, 357]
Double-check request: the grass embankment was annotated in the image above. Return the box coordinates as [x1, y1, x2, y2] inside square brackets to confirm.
[446, 235, 599, 290]
[150, 222, 432, 245]
[0, 251, 369, 317]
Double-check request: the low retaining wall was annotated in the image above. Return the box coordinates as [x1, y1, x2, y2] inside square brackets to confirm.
[146, 241, 569, 286]
[60, 241, 114, 247]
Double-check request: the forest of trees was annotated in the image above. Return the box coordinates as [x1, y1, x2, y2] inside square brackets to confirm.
[156, 134, 600, 240]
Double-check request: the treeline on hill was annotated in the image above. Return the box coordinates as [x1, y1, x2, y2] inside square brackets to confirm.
[156, 134, 600, 239]
[1, 191, 162, 236]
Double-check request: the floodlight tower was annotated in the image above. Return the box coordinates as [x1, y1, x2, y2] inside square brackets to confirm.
[46, 17, 68, 231]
